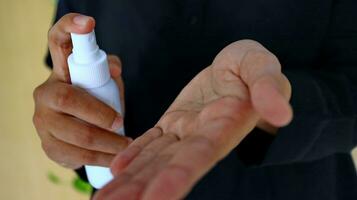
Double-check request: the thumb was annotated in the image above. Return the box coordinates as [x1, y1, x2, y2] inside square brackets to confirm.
[48, 13, 95, 82]
[237, 48, 292, 127]
[250, 73, 292, 127]
[211, 40, 293, 127]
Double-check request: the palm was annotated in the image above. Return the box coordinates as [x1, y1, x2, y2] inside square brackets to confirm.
[94, 40, 292, 200]
[158, 65, 257, 152]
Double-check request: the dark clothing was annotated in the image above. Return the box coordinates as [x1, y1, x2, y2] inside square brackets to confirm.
[46, 0, 357, 199]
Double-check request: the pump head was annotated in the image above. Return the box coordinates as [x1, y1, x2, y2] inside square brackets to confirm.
[68, 30, 110, 88]
[71, 31, 100, 64]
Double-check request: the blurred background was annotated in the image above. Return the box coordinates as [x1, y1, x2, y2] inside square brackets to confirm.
[0, 1, 356, 200]
[0, 0, 90, 199]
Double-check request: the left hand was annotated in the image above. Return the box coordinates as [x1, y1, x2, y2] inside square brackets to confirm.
[94, 40, 292, 200]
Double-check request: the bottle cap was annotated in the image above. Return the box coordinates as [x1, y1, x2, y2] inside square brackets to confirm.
[68, 31, 110, 88]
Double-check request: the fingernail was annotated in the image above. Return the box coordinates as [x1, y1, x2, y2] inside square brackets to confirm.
[73, 15, 90, 26]
[111, 116, 123, 131]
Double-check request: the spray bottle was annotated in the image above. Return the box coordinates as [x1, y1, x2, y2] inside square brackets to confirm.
[67, 30, 124, 189]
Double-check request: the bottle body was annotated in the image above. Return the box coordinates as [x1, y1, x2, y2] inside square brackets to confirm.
[67, 31, 124, 189]
[69, 70, 124, 189]
[84, 79, 124, 189]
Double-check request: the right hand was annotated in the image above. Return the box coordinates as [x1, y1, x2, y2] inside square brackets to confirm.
[33, 13, 131, 169]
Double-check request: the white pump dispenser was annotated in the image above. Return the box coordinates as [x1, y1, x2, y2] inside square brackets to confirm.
[68, 30, 124, 189]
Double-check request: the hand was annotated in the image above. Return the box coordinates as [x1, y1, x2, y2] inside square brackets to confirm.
[94, 40, 292, 200]
[32, 13, 131, 169]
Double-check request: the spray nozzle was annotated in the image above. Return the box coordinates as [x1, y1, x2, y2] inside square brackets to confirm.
[71, 31, 100, 64]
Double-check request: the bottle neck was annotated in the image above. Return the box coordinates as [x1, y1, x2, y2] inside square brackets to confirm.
[72, 46, 100, 64]
[68, 50, 111, 89]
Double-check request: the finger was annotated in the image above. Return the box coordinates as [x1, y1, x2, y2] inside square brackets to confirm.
[108, 55, 122, 78]
[108, 55, 126, 114]
[139, 99, 257, 200]
[97, 128, 167, 200]
[142, 136, 217, 200]
[40, 82, 123, 131]
[49, 113, 130, 154]
[239, 50, 292, 126]
[48, 13, 95, 82]
[42, 134, 115, 169]
[103, 139, 181, 200]
[93, 173, 134, 200]
[98, 182, 142, 200]
[114, 133, 178, 178]
[251, 74, 293, 127]
[212, 40, 293, 127]
[111, 127, 163, 175]
[198, 96, 258, 150]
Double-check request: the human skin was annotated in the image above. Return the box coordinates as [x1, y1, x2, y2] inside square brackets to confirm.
[33, 13, 132, 169]
[94, 31, 292, 200]
[34, 13, 292, 199]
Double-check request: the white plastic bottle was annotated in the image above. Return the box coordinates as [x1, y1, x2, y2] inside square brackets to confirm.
[68, 30, 124, 189]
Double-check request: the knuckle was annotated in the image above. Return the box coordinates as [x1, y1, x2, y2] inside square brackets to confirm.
[55, 86, 74, 109]
[33, 114, 47, 140]
[80, 126, 95, 147]
[97, 108, 115, 129]
[32, 112, 43, 127]
[158, 115, 176, 133]
[246, 49, 269, 60]
[41, 140, 78, 169]
[48, 13, 72, 41]
[41, 142, 54, 159]
[33, 84, 44, 102]
[226, 40, 262, 53]
[48, 13, 76, 47]
[47, 26, 55, 42]
[246, 49, 280, 66]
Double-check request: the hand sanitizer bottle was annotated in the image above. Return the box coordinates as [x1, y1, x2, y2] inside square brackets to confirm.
[68, 30, 124, 189]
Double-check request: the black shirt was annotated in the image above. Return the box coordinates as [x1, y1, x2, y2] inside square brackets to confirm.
[46, 0, 357, 199]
